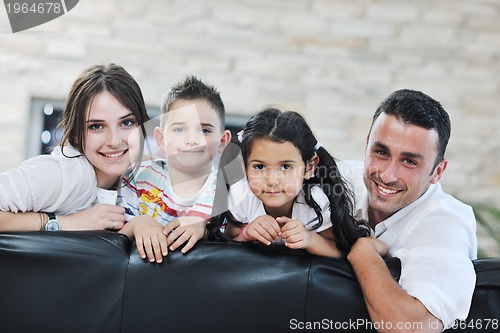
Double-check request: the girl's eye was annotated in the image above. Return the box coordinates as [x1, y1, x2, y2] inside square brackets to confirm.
[252, 164, 265, 170]
[88, 123, 104, 131]
[122, 118, 137, 127]
[282, 164, 292, 171]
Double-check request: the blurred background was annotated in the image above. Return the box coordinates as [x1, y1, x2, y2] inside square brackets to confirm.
[0, 0, 499, 256]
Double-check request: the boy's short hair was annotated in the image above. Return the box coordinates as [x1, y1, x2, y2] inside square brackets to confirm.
[161, 76, 226, 128]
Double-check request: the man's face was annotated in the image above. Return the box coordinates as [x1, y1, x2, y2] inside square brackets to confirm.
[363, 113, 447, 224]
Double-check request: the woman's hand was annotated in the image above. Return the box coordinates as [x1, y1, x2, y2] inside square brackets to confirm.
[58, 204, 125, 231]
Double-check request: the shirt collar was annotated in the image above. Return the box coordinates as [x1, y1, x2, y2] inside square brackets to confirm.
[367, 183, 439, 237]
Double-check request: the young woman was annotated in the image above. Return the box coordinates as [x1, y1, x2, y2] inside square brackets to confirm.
[225, 108, 370, 257]
[0, 63, 149, 231]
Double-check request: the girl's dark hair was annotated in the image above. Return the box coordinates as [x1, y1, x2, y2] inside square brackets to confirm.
[236, 107, 369, 252]
[58, 63, 150, 155]
[206, 142, 246, 241]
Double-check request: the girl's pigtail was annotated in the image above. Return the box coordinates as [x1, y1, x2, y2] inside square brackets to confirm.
[207, 141, 246, 241]
[310, 146, 370, 252]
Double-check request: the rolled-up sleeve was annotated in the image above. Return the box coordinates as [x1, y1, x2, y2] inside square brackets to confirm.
[395, 247, 475, 329]
[392, 203, 477, 329]
[0, 149, 97, 214]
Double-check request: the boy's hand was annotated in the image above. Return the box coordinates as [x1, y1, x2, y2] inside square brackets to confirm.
[277, 216, 312, 249]
[132, 215, 168, 263]
[245, 215, 281, 245]
[163, 217, 207, 254]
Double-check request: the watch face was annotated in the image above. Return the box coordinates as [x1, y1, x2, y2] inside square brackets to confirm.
[45, 220, 61, 231]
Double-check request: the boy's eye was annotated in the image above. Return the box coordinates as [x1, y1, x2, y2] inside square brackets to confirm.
[172, 127, 185, 133]
[374, 149, 388, 157]
[201, 127, 213, 134]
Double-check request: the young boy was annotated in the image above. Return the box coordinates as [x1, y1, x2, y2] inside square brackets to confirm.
[119, 76, 231, 263]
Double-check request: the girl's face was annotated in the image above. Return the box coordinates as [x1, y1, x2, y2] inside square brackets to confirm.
[246, 139, 316, 218]
[84, 91, 139, 189]
[154, 98, 230, 175]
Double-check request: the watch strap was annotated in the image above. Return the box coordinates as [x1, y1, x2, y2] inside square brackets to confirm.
[44, 212, 61, 231]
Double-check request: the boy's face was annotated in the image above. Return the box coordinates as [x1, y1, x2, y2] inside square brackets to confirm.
[154, 98, 230, 175]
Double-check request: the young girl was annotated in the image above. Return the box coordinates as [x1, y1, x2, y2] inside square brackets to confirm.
[0, 63, 150, 231]
[225, 108, 369, 257]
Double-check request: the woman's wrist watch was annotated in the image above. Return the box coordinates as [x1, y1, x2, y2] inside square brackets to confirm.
[44, 212, 61, 231]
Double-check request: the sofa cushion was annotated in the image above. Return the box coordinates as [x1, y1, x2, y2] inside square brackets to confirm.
[0, 231, 130, 333]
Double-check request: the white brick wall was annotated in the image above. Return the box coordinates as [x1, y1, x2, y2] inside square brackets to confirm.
[0, 0, 499, 250]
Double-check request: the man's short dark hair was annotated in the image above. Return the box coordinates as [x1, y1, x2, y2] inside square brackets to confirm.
[369, 89, 451, 167]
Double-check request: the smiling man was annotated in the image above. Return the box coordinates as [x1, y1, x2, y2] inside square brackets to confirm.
[342, 89, 477, 333]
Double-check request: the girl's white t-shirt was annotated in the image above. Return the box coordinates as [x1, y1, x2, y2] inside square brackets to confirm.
[228, 178, 332, 232]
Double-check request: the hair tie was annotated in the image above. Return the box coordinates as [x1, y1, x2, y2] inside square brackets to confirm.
[314, 142, 323, 151]
[237, 130, 244, 143]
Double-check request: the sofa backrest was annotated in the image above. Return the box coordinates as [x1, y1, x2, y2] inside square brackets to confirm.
[0, 231, 129, 333]
[0, 231, 499, 333]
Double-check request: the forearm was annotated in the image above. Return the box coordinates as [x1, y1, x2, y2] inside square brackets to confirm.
[347, 239, 442, 333]
[0, 211, 45, 231]
[303, 231, 343, 258]
[225, 223, 245, 241]
[118, 219, 135, 238]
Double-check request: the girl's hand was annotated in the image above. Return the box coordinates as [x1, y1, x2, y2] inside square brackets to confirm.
[131, 215, 168, 263]
[277, 216, 312, 249]
[58, 204, 125, 231]
[244, 215, 281, 245]
[163, 217, 207, 254]
[278, 218, 343, 258]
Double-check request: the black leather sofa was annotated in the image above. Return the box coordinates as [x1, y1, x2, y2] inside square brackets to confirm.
[0, 231, 498, 333]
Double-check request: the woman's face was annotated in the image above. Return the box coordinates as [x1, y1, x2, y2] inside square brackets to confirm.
[83, 91, 139, 189]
